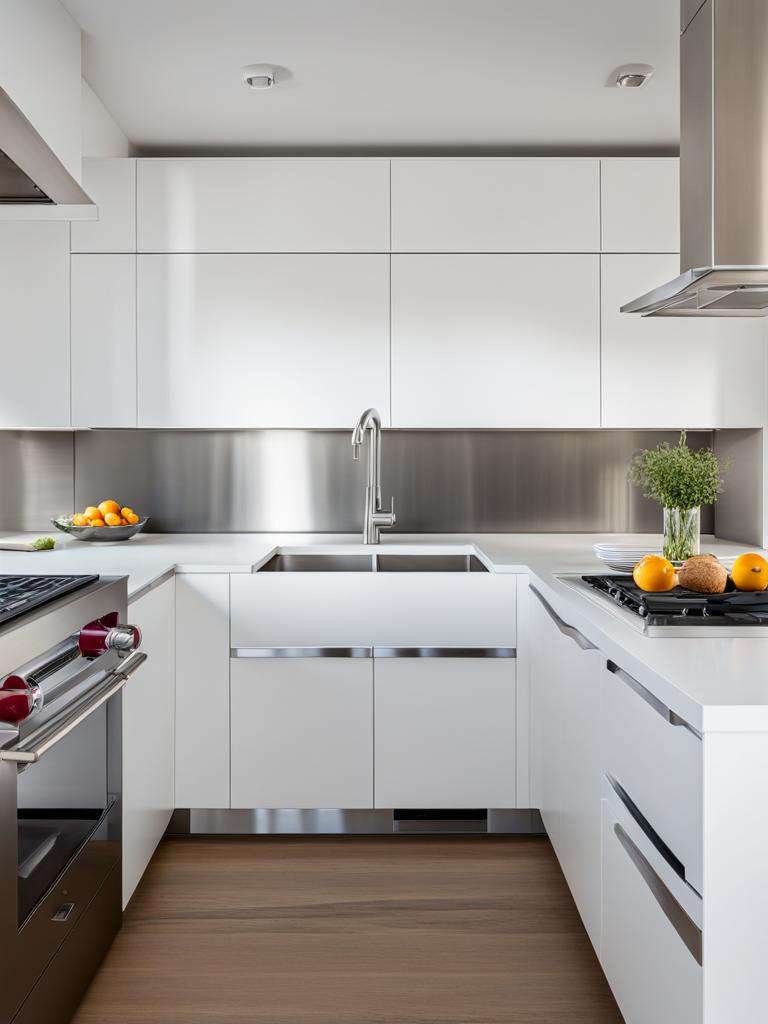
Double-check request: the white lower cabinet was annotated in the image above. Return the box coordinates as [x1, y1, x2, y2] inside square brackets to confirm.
[122, 578, 175, 908]
[175, 574, 230, 808]
[230, 656, 373, 809]
[529, 586, 602, 949]
[602, 794, 702, 1024]
[373, 655, 516, 808]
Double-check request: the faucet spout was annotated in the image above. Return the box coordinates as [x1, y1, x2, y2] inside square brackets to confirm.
[350, 407, 395, 544]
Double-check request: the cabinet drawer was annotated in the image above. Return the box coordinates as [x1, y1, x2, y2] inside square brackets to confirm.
[602, 795, 702, 1024]
[602, 661, 702, 893]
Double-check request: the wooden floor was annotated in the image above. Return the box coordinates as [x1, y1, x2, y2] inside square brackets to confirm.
[72, 836, 621, 1024]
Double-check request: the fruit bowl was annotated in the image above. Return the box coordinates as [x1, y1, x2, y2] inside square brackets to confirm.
[51, 516, 149, 543]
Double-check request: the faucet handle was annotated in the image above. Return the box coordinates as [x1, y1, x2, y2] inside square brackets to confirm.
[389, 496, 396, 526]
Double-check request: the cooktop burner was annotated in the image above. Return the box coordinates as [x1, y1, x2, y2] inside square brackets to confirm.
[0, 576, 99, 628]
[581, 574, 768, 629]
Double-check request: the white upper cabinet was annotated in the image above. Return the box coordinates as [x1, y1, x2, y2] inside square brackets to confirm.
[601, 158, 680, 253]
[71, 159, 137, 252]
[0, 222, 70, 428]
[71, 255, 136, 427]
[391, 159, 600, 252]
[391, 254, 600, 427]
[601, 254, 767, 428]
[137, 254, 389, 427]
[136, 159, 390, 252]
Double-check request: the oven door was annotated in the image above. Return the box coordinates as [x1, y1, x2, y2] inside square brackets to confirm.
[0, 649, 146, 1024]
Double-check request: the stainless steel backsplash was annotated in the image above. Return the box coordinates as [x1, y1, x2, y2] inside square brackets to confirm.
[0, 429, 731, 535]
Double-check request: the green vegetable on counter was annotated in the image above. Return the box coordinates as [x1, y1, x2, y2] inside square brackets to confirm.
[31, 537, 55, 550]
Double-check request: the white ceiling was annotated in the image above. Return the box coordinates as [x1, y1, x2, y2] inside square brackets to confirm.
[62, 0, 680, 153]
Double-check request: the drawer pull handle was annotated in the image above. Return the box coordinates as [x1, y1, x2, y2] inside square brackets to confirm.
[530, 587, 597, 651]
[373, 647, 516, 659]
[614, 823, 702, 966]
[231, 647, 372, 659]
[607, 661, 701, 738]
[607, 774, 688, 886]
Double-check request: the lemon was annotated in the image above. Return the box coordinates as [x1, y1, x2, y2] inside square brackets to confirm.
[633, 554, 678, 593]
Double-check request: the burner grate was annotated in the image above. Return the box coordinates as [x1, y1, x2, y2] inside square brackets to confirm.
[0, 576, 99, 627]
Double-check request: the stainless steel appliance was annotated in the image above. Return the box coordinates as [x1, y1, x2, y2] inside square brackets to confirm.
[0, 575, 145, 1024]
[623, 0, 768, 317]
[566, 572, 768, 637]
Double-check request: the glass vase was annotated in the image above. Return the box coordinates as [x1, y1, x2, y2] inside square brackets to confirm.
[663, 507, 700, 562]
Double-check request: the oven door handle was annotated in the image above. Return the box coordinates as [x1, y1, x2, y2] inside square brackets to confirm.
[0, 651, 147, 764]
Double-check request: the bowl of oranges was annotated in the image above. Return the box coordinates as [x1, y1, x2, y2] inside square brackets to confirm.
[52, 501, 147, 543]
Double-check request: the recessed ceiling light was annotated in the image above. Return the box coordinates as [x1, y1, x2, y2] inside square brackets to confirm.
[242, 64, 277, 90]
[614, 63, 655, 88]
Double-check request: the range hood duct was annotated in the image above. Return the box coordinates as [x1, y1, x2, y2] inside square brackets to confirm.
[0, 85, 94, 213]
[623, 0, 768, 317]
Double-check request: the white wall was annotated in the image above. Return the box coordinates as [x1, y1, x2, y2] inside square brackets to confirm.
[0, 0, 82, 180]
[82, 79, 131, 157]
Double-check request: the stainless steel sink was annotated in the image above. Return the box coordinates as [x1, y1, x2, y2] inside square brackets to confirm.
[375, 554, 487, 573]
[257, 553, 373, 572]
[255, 551, 488, 573]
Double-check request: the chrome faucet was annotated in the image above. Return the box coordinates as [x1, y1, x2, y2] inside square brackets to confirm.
[351, 408, 396, 544]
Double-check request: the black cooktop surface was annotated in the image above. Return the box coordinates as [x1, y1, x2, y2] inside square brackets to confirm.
[0, 575, 99, 627]
[582, 574, 768, 627]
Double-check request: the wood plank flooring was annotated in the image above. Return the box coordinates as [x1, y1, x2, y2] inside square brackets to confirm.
[72, 836, 621, 1024]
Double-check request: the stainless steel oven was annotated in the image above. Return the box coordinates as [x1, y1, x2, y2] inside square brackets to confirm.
[0, 576, 145, 1024]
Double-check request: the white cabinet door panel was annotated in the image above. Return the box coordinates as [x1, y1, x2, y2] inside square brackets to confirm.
[137, 254, 389, 427]
[391, 159, 600, 252]
[602, 254, 766, 428]
[374, 657, 516, 808]
[231, 657, 373, 809]
[391, 254, 600, 427]
[71, 158, 136, 253]
[175, 574, 230, 808]
[0, 222, 69, 428]
[137, 158, 390, 252]
[71, 255, 136, 427]
[601, 158, 679, 252]
[123, 578, 175, 907]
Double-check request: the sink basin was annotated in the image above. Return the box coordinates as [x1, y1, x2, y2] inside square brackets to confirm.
[254, 548, 489, 573]
[257, 553, 373, 572]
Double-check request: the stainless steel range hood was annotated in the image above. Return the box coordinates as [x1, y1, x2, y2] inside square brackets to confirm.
[623, 0, 768, 317]
[0, 85, 95, 217]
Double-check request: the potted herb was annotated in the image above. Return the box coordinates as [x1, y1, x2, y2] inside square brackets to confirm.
[629, 431, 726, 561]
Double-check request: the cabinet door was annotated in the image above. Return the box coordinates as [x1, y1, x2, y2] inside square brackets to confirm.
[391, 254, 599, 427]
[123, 578, 175, 907]
[602, 254, 767, 428]
[529, 586, 602, 950]
[137, 158, 389, 252]
[391, 159, 600, 251]
[71, 255, 136, 427]
[601, 159, 679, 252]
[71, 158, 136, 252]
[0, 222, 69, 428]
[230, 656, 373, 809]
[175, 574, 230, 808]
[137, 254, 389, 427]
[374, 656, 516, 808]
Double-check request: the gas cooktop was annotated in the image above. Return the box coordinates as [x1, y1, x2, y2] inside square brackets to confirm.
[564, 574, 768, 637]
[0, 576, 99, 628]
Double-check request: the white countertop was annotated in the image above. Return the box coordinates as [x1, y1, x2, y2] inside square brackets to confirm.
[1, 529, 765, 732]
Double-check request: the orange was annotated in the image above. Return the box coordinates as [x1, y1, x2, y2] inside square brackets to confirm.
[72, 513, 88, 526]
[83, 506, 100, 521]
[633, 554, 678, 593]
[104, 512, 122, 526]
[731, 553, 768, 592]
[120, 507, 134, 519]
[98, 500, 121, 518]
[89, 518, 105, 528]
[126, 512, 140, 525]
[119, 517, 128, 526]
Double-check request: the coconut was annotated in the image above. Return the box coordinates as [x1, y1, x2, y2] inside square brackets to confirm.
[677, 555, 728, 594]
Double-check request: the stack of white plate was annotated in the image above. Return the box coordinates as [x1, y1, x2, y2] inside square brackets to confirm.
[593, 543, 661, 573]
[593, 543, 736, 573]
